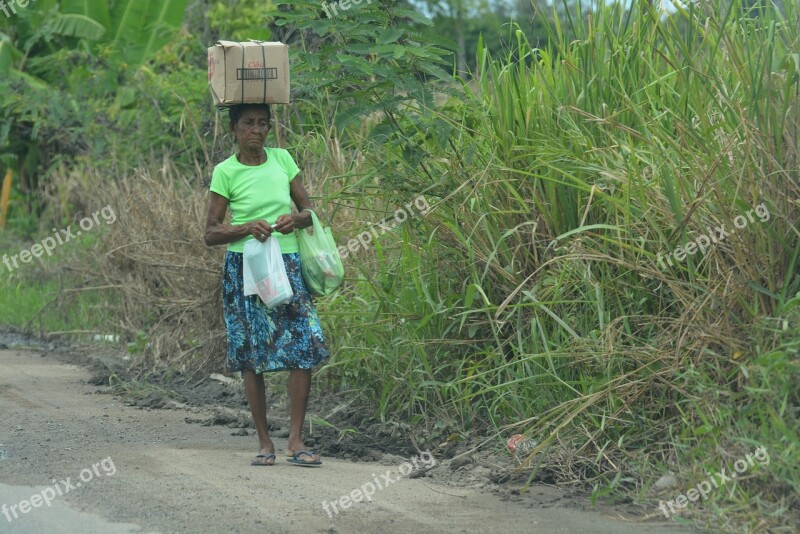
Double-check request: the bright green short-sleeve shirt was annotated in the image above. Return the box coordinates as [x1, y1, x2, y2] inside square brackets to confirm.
[210, 147, 300, 253]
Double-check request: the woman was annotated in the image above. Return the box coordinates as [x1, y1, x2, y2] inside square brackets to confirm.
[204, 103, 328, 467]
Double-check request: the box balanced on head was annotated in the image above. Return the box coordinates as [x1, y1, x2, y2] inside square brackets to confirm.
[208, 40, 290, 107]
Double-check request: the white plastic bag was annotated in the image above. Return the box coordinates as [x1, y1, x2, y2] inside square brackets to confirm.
[243, 237, 293, 308]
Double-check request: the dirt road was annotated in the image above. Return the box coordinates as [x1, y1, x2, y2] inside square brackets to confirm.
[0, 347, 694, 533]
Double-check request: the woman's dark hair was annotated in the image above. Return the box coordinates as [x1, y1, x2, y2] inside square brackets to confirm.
[229, 104, 272, 127]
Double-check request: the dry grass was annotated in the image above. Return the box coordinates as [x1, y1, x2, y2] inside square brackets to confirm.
[45, 156, 226, 371]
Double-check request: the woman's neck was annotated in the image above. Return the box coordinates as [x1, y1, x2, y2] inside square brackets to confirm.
[237, 146, 266, 166]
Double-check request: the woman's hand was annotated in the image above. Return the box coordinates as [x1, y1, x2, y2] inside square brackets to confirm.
[245, 220, 274, 242]
[273, 214, 296, 235]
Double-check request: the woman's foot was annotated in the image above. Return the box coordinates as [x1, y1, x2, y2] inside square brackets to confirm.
[252, 440, 276, 466]
[286, 439, 321, 465]
[252, 452, 276, 466]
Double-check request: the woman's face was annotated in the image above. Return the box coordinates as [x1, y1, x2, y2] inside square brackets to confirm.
[232, 108, 270, 151]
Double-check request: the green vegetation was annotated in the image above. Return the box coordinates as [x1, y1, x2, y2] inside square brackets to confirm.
[1, 1, 797, 531]
[0, 231, 114, 334]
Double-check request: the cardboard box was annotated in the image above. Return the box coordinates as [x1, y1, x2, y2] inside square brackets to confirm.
[208, 41, 290, 106]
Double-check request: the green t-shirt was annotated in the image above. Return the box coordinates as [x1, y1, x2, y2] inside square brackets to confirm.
[210, 147, 300, 253]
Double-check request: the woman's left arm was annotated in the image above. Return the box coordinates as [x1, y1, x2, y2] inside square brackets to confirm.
[274, 174, 313, 233]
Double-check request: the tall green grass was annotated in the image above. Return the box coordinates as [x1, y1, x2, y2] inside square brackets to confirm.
[315, 0, 799, 530]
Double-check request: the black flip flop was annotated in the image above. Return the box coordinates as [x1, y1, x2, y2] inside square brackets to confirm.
[287, 450, 322, 467]
[251, 453, 276, 466]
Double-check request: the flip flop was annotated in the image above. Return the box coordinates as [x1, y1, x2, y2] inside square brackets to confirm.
[251, 453, 276, 466]
[287, 450, 322, 467]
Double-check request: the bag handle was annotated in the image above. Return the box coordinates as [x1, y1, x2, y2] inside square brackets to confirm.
[302, 209, 324, 236]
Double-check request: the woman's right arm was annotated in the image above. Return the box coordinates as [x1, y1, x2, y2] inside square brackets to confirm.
[204, 192, 273, 246]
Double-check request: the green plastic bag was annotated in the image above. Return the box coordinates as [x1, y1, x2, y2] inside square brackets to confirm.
[297, 210, 344, 296]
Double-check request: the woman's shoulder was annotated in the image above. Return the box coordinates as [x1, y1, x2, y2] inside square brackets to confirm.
[213, 153, 239, 172]
[265, 146, 293, 159]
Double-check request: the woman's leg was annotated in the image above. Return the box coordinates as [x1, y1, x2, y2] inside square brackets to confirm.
[244, 369, 275, 464]
[286, 368, 320, 463]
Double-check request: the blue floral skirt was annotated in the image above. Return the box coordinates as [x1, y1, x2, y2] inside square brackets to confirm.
[222, 251, 328, 374]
